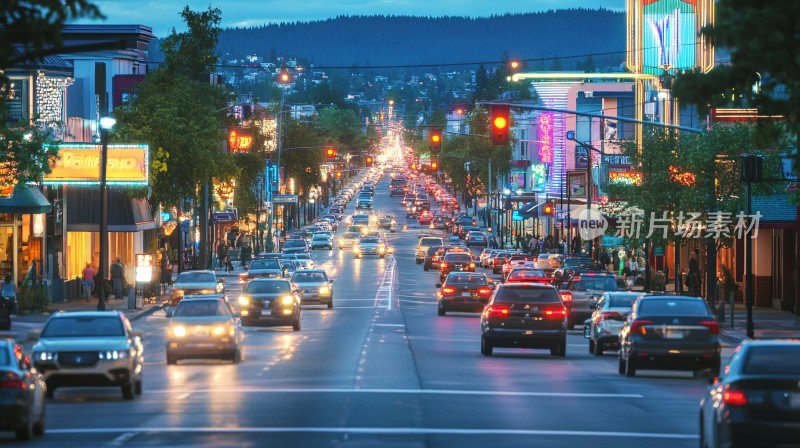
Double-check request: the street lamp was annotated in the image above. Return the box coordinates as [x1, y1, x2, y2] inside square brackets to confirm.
[566, 129, 601, 259]
[97, 116, 116, 311]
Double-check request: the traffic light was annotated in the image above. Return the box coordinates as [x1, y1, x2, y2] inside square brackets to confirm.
[325, 147, 336, 159]
[542, 201, 555, 217]
[429, 128, 442, 153]
[430, 160, 438, 172]
[411, 163, 417, 171]
[335, 171, 342, 179]
[490, 105, 510, 145]
[365, 156, 373, 167]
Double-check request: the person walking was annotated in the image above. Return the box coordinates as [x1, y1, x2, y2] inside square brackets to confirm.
[225, 243, 235, 272]
[1, 274, 18, 315]
[82, 262, 96, 302]
[688, 248, 702, 297]
[217, 241, 228, 269]
[160, 249, 172, 288]
[618, 249, 627, 276]
[600, 250, 611, 272]
[110, 258, 125, 299]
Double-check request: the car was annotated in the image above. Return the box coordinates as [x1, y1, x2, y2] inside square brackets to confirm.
[480, 283, 567, 357]
[479, 249, 499, 268]
[291, 270, 334, 308]
[418, 210, 433, 225]
[585, 292, 641, 356]
[238, 278, 301, 331]
[502, 256, 537, 280]
[379, 215, 396, 231]
[416, 236, 444, 264]
[422, 245, 445, 271]
[559, 272, 622, 328]
[32, 311, 144, 399]
[0, 340, 46, 440]
[699, 340, 800, 448]
[169, 270, 225, 307]
[618, 295, 721, 378]
[458, 225, 481, 239]
[166, 295, 243, 364]
[436, 272, 493, 315]
[310, 233, 333, 250]
[338, 231, 360, 249]
[351, 214, 371, 228]
[439, 252, 476, 282]
[243, 258, 283, 280]
[466, 232, 488, 247]
[354, 236, 386, 258]
[281, 238, 309, 254]
[278, 259, 299, 278]
[505, 267, 551, 284]
[491, 251, 518, 275]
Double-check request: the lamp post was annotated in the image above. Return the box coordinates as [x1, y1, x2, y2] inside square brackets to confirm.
[97, 116, 116, 311]
[566, 130, 601, 259]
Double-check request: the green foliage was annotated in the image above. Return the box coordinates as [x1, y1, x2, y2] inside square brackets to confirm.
[0, 124, 60, 183]
[233, 152, 265, 220]
[282, 119, 323, 195]
[159, 6, 223, 81]
[17, 286, 49, 314]
[317, 108, 364, 150]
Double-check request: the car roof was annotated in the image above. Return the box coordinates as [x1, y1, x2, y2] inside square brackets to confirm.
[51, 310, 124, 318]
[499, 282, 555, 290]
[249, 278, 290, 283]
[181, 294, 225, 301]
[294, 269, 326, 274]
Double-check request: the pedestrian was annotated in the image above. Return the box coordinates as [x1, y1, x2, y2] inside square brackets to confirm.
[82, 262, 96, 302]
[688, 249, 702, 297]
[110, 257, 125, 299]
[217, 241, 228, 269]
[160, 249, 172, 287]
[225, 244, 235, 272]
[1, 274, 18, 315]
[628, 256, 639, 284]
[600, 250, 611, 272]
[618, 249, 627, 276]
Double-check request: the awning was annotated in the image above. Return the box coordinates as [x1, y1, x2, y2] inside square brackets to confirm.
[0, 184, 51, 214]
[66, 188, 156, 232]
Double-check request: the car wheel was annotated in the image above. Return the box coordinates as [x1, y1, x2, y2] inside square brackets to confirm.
[122, 380, 135, 400]
[593, 340, 604, 356]
[438, 304, 446, 316]
[699, 412, 706, 448]
[618, 357, 625, 375]
[480, 336, 493, 356]
[625, 357, 637, 377]
[15, 421, 33, 441]
[135, 378, 143, 395]
[588, 339, 595, 354]
[293, 319, 301, 331]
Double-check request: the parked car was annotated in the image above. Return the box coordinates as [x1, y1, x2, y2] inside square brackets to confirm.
[618, 295, 721, 378]
[0, 340, 46, 440]
[699, 339, 800, 448]
[480, 283, 567, 357]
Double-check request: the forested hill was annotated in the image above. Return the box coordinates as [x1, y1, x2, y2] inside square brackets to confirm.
[150, 9, 626, 69]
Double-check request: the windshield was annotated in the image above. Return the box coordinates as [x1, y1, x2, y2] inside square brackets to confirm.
[250, 260, 280, 270]
[446, 254, 472, 263]
[494, 287, 560, 304]
[743, 346, 800, 375]
[638, 299, 710, 316]
[42, 316, 125, 338]
[176, 272, 215, 284]
[360, 238, 380, 244]
[292, 272, 328, 283]
[174, 300, 232, 317]
[445, 273, 487, 286]
[608, 294, 639, 308]
[562, 258, 591, 268]
[571, 277, 618, 291]
[508, 269, 546, 279]
[312, 235, 329, 240]
[284, 240, 306, 248]
[420, 238, 443, 246]
[245, 281, 291, 294]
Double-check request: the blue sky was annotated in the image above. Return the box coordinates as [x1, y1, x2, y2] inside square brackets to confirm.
[83, 0, 625, 37]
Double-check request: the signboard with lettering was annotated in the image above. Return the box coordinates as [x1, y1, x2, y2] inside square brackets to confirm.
[43, 144, 149, 186]
[537, 112, 554, 164]
[228, 127, 254, 153]
[602, 154, 632, 167]
[272, 194, 299, 204]
[608, 171, 643, 186]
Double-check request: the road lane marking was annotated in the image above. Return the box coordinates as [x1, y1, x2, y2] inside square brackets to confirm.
[106, 431, 137, 446]
[176, 392, 191, 400]
[373, 324, 405, 327]
[47, 427, 696, 439]
[142, 388, 643, 399]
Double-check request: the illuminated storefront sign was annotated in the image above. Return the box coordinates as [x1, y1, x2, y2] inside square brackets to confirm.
[135, 253, 154, 283]
[43, 144, 149, 186]
[538, 112, 554, 164]
[609, 171, 643, 186]
[228, 127, 254, 153]
[530, 163, 547, 191]
[668, 166, 696, 186]
[0, 165, 14, 198]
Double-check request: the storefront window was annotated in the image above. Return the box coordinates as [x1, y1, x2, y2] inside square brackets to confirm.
[67, 232, 134, 279]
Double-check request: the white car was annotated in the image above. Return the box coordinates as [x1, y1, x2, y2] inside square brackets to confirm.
[585, 292, 642, 356]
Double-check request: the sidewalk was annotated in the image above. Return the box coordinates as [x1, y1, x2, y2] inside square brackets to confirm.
[0, 296, 163, 344]
[718, 303, 800, 346]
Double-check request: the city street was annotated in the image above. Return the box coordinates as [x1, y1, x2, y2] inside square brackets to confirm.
[14, 176, 731, 447]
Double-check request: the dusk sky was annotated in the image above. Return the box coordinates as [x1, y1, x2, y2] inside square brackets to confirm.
[82, 0, 626, 37]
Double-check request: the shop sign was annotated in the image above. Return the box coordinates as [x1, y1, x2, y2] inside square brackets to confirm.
[567, 171, 587, 197]
[212, 211, 237, 224]
[43, 144, 149, 186]
[654, 246, 665, 256]
[135, 253, 154, 283]
[602, 154, 632, 167]
[538, 112, 554, 164]
[609, 171, 643, 186]
[228, 127, 254, 153]
[272, 194, 298, 204]
[0, 165, 14, 198]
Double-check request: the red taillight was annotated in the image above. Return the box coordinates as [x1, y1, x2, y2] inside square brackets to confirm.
[0, 375, 25, 390]
[442, 287, 456, 294]
[598, 311, 622, 323]
[441, 262, 448, 268]
[723, 387, 748, 406]
[559, 291, 572, 304]
[478, 287, 491, 296]
[487, 305, 510, 317]
[544, 308, 567, 319]
[629, 319, 654, 335]
[698, 320, 720, 335]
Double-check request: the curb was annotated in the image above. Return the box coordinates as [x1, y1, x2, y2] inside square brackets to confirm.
[129, 304, 163, 322]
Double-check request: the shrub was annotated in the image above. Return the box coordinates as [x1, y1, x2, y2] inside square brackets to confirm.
[17, 286, 50, 314]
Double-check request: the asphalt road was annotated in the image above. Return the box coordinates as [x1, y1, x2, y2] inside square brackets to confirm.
[9, 174, 732, 447]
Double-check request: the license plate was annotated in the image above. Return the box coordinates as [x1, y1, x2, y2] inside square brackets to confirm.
[790, 393, 800, 409]
[461, 292, 471, 297]
[189, 343, 216, 348]
[664, 329, 684, 339]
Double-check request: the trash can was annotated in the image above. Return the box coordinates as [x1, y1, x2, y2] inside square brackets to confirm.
[136, 293, 143, 309]
[128, 288, 136, 310]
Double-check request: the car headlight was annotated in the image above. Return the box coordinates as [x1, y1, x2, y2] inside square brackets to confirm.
[238, 295, 250, 306]
[35, 351, 55, 362]
[391, 220, 396, 226]
[339, 238, 344, 244]
[281, 295, 294, 305]
[354, 246, 360, 252]
[172, 289, 185, 297]
[99, 350, 129, 360]
[172, 326, 187, 337]
[212, 326, 226, 336]
[319, 286, 331, 295]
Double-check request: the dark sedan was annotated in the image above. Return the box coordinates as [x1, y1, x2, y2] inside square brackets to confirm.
[238, 278, 301, 331]
[480, 283, 567, 357]
[618, 295, 721, 377]
[439, 252, 476, 282]
[700, 340, 800, 448]
[422, 245, 444, 272]
[0, 340, 46, 440]
[436, 272, 493, 315]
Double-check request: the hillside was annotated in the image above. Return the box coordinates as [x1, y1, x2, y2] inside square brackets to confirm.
[149, 9, 626, 70]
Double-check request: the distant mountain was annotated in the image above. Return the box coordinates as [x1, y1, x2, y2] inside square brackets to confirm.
[149, 9, 626, 70]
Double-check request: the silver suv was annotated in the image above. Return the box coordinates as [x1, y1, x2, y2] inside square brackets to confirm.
[416, 236, 444, 264]
[32, 311, 144, 400]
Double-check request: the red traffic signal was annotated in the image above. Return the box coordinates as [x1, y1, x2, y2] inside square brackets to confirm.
[542, 201, 555, 216]
[365, 156, 373, 167]
[335, 171, 342, 179]
[429, 128, 442, 153]
[490, 105, 510, 145]
[325, 147, 336, 159]
[430, 160, 438, 171]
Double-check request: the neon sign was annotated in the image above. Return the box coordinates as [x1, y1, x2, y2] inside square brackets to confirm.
[609, 171, 643, 186]
[228, 127, 254, 153]
[43, 144, 149, 186]
[538, 112, 553, 164]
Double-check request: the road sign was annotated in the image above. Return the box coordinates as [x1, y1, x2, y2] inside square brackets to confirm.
[272, 194, 298, 204]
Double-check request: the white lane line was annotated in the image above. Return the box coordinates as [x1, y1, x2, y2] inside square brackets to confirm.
[47, 427, 696, 439]
[142, 388, 643, 399]
[176, 392, 191, 400]
[105, 431, 138, 446]
[373, 324, 405, 327]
